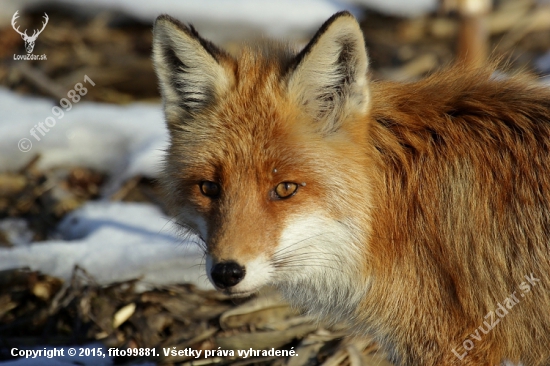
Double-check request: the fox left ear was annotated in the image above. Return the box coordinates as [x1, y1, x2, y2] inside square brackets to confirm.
[287, 12, 369, 133]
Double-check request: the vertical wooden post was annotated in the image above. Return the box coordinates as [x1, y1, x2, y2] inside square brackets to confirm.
[456, 0, 492, 68]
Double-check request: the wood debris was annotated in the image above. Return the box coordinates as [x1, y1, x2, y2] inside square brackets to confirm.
[0, 267, 387, 365]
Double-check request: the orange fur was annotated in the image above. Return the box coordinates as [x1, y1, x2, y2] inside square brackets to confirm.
[363, 67, 550, 365]
[153, 12, 550, 366]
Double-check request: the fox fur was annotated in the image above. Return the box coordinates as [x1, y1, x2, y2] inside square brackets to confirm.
[152, 11, 550, 366]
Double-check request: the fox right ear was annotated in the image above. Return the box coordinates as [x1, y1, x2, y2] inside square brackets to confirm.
[152, 15, 233, 124]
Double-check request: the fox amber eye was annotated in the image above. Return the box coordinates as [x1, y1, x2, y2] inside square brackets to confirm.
[273, 182, 299, 200]
[199, 181, 220, 198]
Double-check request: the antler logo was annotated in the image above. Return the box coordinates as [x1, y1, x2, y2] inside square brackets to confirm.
[11, 11, 49, 54]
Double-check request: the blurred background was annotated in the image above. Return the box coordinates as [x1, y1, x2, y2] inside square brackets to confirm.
[0, 0, 549, 365]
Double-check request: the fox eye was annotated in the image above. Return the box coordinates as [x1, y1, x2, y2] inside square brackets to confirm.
[199, 181, 220, 198]
[272, 182, 299, 200]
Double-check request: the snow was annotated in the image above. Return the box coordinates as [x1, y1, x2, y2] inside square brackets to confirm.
[0, 88, 168, 187]
[2, 0, 360, 44]
[0, 88, 210, 290]
[0, 201, 209, 290]
[0, 0, 440, 44]
[66, 0, 361, 41]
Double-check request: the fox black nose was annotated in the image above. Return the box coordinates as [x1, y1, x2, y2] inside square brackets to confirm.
[211, 261, 245, 289]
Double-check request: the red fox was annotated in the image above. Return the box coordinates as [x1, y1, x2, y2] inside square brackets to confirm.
[152, 11, 550, 366]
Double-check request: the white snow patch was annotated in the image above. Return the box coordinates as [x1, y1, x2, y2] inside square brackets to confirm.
[0, 88, 168, 189]
[0, 201, 211, 290]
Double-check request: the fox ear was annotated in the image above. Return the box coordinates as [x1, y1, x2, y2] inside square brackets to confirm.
[287, 12, 369, 133]
[152, 15, 232, 124]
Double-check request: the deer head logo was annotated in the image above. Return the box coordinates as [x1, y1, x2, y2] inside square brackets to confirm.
[11, 11, 48, 54]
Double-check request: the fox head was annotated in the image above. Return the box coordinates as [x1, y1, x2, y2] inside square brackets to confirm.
[153, 12, 375, 319]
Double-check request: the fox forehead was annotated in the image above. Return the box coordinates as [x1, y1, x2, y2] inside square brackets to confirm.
[171, 109, 306, 183]
[168, 59, 320, 181]
[199, 50, 304, 123]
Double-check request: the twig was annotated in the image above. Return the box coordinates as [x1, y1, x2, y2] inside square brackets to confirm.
[14, 63, 66, 100]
